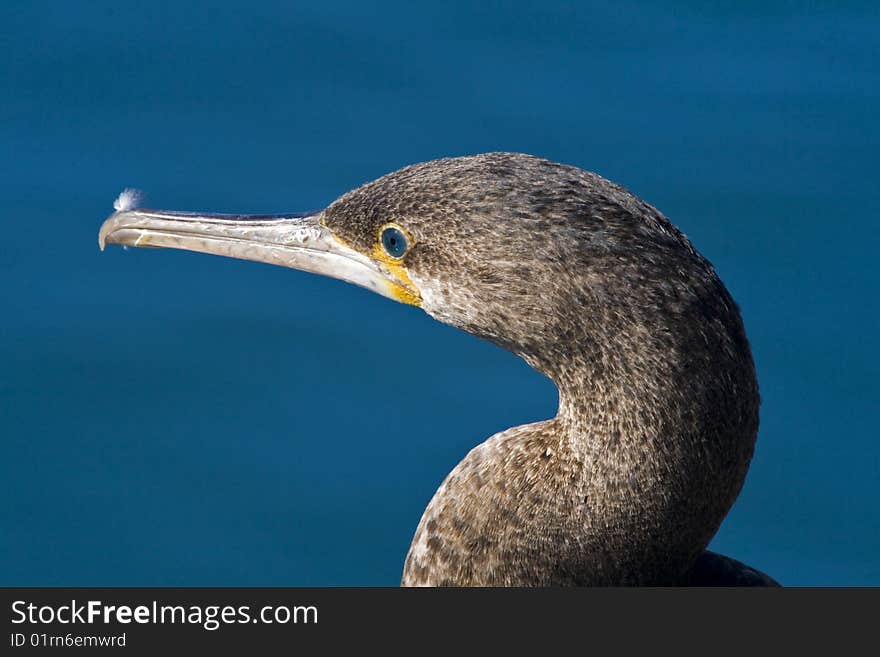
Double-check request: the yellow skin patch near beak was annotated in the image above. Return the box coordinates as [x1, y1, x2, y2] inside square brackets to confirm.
[369, 244, 422, 306]
[323, 224, 422, 307]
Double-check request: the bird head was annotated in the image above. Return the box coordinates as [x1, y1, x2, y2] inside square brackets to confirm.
[100, 153, 738, 381]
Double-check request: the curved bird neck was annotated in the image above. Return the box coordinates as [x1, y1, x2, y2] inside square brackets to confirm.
[403, 295, 757, 586]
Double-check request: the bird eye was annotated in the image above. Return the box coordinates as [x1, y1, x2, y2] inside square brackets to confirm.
[381, 225, 408, 259]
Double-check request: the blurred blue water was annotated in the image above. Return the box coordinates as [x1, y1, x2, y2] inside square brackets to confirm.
[1, 1, 878, 585]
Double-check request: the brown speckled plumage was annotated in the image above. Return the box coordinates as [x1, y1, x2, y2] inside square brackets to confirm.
[99, 151, 778, 586]
[324, 153, 775, 586]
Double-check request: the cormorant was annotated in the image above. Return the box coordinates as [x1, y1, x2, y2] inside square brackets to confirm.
[98, 152, 778, 586]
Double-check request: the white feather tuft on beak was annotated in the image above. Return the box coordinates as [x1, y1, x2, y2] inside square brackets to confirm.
[113, 188, 144, 212]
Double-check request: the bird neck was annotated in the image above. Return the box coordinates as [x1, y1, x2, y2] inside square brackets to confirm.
[523, 330, 666, 460]
[509, 314, 755, 583]
[405, 287, 758, 585]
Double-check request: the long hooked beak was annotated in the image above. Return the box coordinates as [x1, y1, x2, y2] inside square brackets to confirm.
[98, 203, 420, 305]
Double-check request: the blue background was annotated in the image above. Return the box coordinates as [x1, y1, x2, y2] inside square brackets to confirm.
[2, 2, 878, 585]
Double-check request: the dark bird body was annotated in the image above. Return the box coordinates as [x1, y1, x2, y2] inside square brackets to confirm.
[99, 153, 778, 586]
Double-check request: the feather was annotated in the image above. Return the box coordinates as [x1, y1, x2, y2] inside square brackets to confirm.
[113, 188, 143, 212]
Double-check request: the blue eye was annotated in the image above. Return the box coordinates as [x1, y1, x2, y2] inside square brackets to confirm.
[381, 225, 408, 258]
